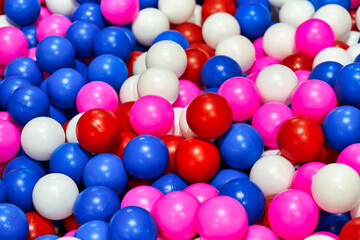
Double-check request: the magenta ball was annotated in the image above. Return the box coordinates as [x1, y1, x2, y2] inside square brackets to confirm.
[253, 37, 265, 59]
[268, 189, 319, 240]
[101, 0, 139, 25]
[243, 225, 279, 240]
[121, 186, 163, 216]
[76, 81, 119, 113]
[295, 70, 310, 85]
[249, 56, 279, 75]
[130, 95, 174, 137]
[27, 48, 37, 61]
[0, 27, 28, 65]
[172, 80, 201, 108]
[155, 191, 200, 240]
[63, 230, 77, 237]
[337, 143, 360, 176]
[218, 77, 261, 122]
[36, 14, 72, 41]
[183, 183, 219, 204]
[312, 232, 339, 240]
[295, 19, 335, 58]
[0, 120, 21, 163]
[251, 102, 294, 148]
[33, 7, 51, 26]
[291, 79, 337, 124]
[196, 196, 248, 240]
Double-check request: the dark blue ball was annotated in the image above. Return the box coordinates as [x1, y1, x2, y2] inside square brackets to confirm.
[210, 168, 249, 190]
[115, 26, 136, 51]
[151, 173, 188, 194]
[0, 179, 7, 203]
[4, 57, 43, 85]
[153, 30, 190, 49]
[309, 61, 343, 89]
[4, 0, 40, 26]
[140, 0, 158, 9]
[202, 87, 219, 93]
[75, 220, 109, 240]
[72, 2, 107, 29]
[39, 77, 49, 93]
[21, 26, 38, 48]
[317, 0, 350, 10]
[3, 155, 46, 178]
[0, 203, 28, 240]
[0, 77, 32, 110]
[48, 104, 68, 125]
[75, 59, 88, 81]
[109, 206, 158, 240]
[315, 211, 351, 235]
[308, 0, 321, 9]
[34, 235, 59, 240]
[236, 0, 270, 9]
[335, 62, 360, 107]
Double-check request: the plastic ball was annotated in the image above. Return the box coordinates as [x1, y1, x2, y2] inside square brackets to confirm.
[243, 225, 279, 240]
[151, 173, 188, 195]
[0, 179, 6, 203]
[113, 102, 134, 133]
[36, 14, 72, 42]
[3, 156, 46, 178]
[153, 30, 189, 50]
[337, 143, 360, 175]
[65, 113, 83, 143]
[0, 77, 32, 110]
[0, 27, 28, 65]
[181, 48, 210, 88]
[161, 135, 184, 174]
[34, 235, 59, 240]
[74, 220, 108, 240]
[72, 2, 107, 29]
[26, 212, 55, 240]
[0, 203, 28, 240]
[210, 169, 249, 190]
[132, 52, 147, 75]
[4, 57, 43, 85]
[183, 183, 218, 204]
[45, 0, 79, 16]
[21, 26, 38, 49]
[196, 196, 248, 240]
[0, 120, 20, 163]
[309, 232, 339, 240]
[4, 0, 40, 26]
[249, 56, 280, 75]
[82, 153, 128, 195]
[279, 0, 315, 27]
[335, 62, 360, 107]
[316, 211, 351, 236]
[172, 80, 201, 108]
[100, 0, 138, 25]
[309, 61, 343, 89]
[174, 23, 203, 44]
[201, 0, 236, 21]
[339, 217, 360, 239]
[113, 131, 137, 159]
[158, 0, 195, 24]
[313, 47, 352, 68]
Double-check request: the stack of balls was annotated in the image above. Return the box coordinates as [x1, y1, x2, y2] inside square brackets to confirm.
[1, 0, 360, 239]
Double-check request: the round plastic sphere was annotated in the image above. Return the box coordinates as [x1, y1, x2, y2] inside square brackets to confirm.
[210, 169, 249, 190]
[108, 206, 158, 240]
[130, 95, 174, 137]
[268, 189, 319, 239]
[312, 163, 360, 213]
[34, 235, 59, 240]
[4, 57, 43, 85]
[74, 220, 108, 240]
[196, 196, 248, 240]
[4, 0, 40, 26]
[32, 173, 79, 220]
[281, 53, 313, 72]
[309, 233, 339, 240]
[313, 47, 352, 68]
[243, 225, 279, 240]
[76, 81, 119, 113]
[0, 203, 28, 240]
[3, 156, 46, 178]
[158, 0, 195, 24]
[337, 143, 360, 175]
[100, 0, 138, 25]
[172, 80, 201, 108]
[82, 153, 128, 195]
[309, 61, 343, 89]
[151, 173, 188, 195]
[339, 217, 360, 239]
[132, 52, 147, 75]
[45, 0, 78, 16]
[36, 14, 72, 42]
[249, 56, 280, 75]
[0, 27, 28, 65]
[74, 186, 120, 224]
[139, 0, 157, 9]
[322, 105, 360, 152]
[21, 26, 38, 48]
[66, 113, 83, 144]
[0, 120, 20, 163]
[72, 2, 106, 29]
[0, 179, 6, 203]
[26, 212, 56, 240]
[0, 77, 33, 110]
[279, 0, 315, 27]
[153, 30, 189, 49]
[36, 36, 75, 74]
[183, 183, 218, 204]
[174, 23, 202, 44]
[335, 62, 360, 107]
[316, 211, 351, 236]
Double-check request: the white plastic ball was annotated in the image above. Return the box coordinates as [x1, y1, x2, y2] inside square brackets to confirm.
[255, 64, 298, 105]
[32, 173, 79, 220]
[146, 40, 187, 77]
[250, 155, 295, 199]
[179, 105, 198, 139]
[45, 0, 79, 16]
[263, 22, 297, 61]
[66, 113, 84, 144]
[21, 117, 65, 161]
[187, 4, 202, 27]
[167, 107, 183, 136]
[137, 67, 179, 104]
[311, 163, 360, 214]
[346, 31, 360, 47]
[351, 201, 360, 218]
[357, 7, 360, 32]
[215, 35, 255, 72]
[202, 12, 240, 49]
[279, 0, 315, 27]
[131, 8, 170, 46]
[347, 43, 360, 61]
[304, 236, 335, 240]
[0, 15, 17, 28]
[313, 4, 352, 41]
[119, 75, 140, 104]
[158, 0, 196, 25]
[313, 47, 352, 68]
[268, 0, 290, 8]
[133, 52, 147, 75]
[261, 149, 281, 157]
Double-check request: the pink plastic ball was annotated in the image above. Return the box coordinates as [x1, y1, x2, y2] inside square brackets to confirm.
[0, 119, 21, 163]
[251, 102, 294, 148]
[0, 112, 22, 132]
[351, 0, 360, 9]
[291, 79, 337, 124]
[312, 232, 339, 240]
[253, 37, 265, 59]
[183, 183, 219, 204]
[0, 27, 28, 65]
[172, 80, 201, 108]
[27, 47, 37, 61]
[130, 95, 174, 137]
[268, 189, 319, 240]
[295, 19, 335, 58]
[155, 191, 200, 240]
[76, 81, 119, 113]
[243, 225, 279, 240]
[337, 143, 360, 176]
[121, 186, 163, 216]
[246, 72, 258, 83]
[33, 7, 52, 27]
[36, 14, 72, 41]
[196, 196, 248, 240]
[63, 230, 77, 237]
[101, 0, 139, 25]
[218, 77, 261, 122]
[249, 56, 280, 75]
[291, 162, 326, 197]
[295, 70, 310, 85]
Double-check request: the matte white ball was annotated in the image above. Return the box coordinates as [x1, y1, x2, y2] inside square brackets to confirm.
[279, 0, 315, 27]
[187, 4, 202, 26]
[311, 163, 360, 214]
[347, 43, 360, 61]
[313, 47, 352, 68]
[304, 235, 335, 240]
[45, 0, 78, 16]
[202, 12, 240, 49]
[32, 173, 79, 220]
[119, 75, 140, 104]
[268, 0, 290, 8]
[346, 31, 360, 47]
[131, 8, 170, 46]
[215, 35, 255, 72]
[0, 15, 17, 28]
[137, 67, 179, 104]
[179, 105, 198, 139]
[158, 0, 196, 24]
[133, 52, 147, 75]
[256, 64, 298, 105]
[351, 200, 360, 218]
[263, 22, 297, 61]
[21, 117, 65, 161]
[261, 149, 281, 157]
[250, 155, 295, 199]
[167, 107, 184, 136]
[66, 113, 84, 144]
[313, 4, 352, 41]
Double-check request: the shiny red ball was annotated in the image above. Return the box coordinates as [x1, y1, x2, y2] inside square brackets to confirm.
[161, 135, 184, 174]
[26, 212, 55, 240]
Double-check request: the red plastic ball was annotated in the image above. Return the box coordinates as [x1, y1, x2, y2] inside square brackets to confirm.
[310, 143, 339, 164]
[350, 10, 358, 31]
[281, 53, 314, 71]
[76, 108, 121, 153]
[186, 93, 233, 139]
[127, 177, 153, 191]
[64, 214, 80, 232]
[277, 116, 324, 164]
[339, 217, 360, 240]
[181, 48, 210, 88]
[175, 23, 203, 44]
[175, 137, 220, 183]
[26, 212, 55, 240]
[161, 135, 184, 174]
[202, 0, 236, 21]
[334, 40, 350, 50]
[113, 131, 137, 159]
[0, 0, 4, 14]
[126, 51, 142, 77]
[114, 101, 135, 133]
[190, 42, 215, 58]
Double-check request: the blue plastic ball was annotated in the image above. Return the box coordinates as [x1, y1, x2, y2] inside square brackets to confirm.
[202, 87, 219, 93]
[39, 77, 49, 93]
[49, 143, 92, 185]
[109, 206, 158, 240]
[75, 59, 88, 81]
[317, 0, 350, 10]
[48, 104, 68, 125]
[4, 0, 40, 26]
[47, 68, 87, 110]
[72, 3, 106, 29]
[34, 235, 59, 240]
[308, 61, 343, 89]
[21, 26, 38, 48]
[4, 57, 43, 85]
[322, 105, 360, 152]
[74, 186, 120, 224]
[123, 135, 169, 180]
[219, 178, 266, 225]
[36, 36, 76, 74]
[3, 155, 46, 178]
[201, 56, 242, 89]
[236, 0, 270, 9]
[151, 173, 188, 194]
[0, 179, 7, 203]
[335, 62, 360, 107]
[153, 30, 190, 49]
[76, 0, 100, 3]
[115, 26, 136, 51]
[140, 0, 158, 9]
[87, 54, 128, 92]
[82, 153, 128, 195]
[0, 77, 32, 110]
[315, 211, 351, 235]
[210, 168, 249, 190]
[7, 85, 50, 126]
[74, 220, 109, 240]
[0, 203, 28, 240]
